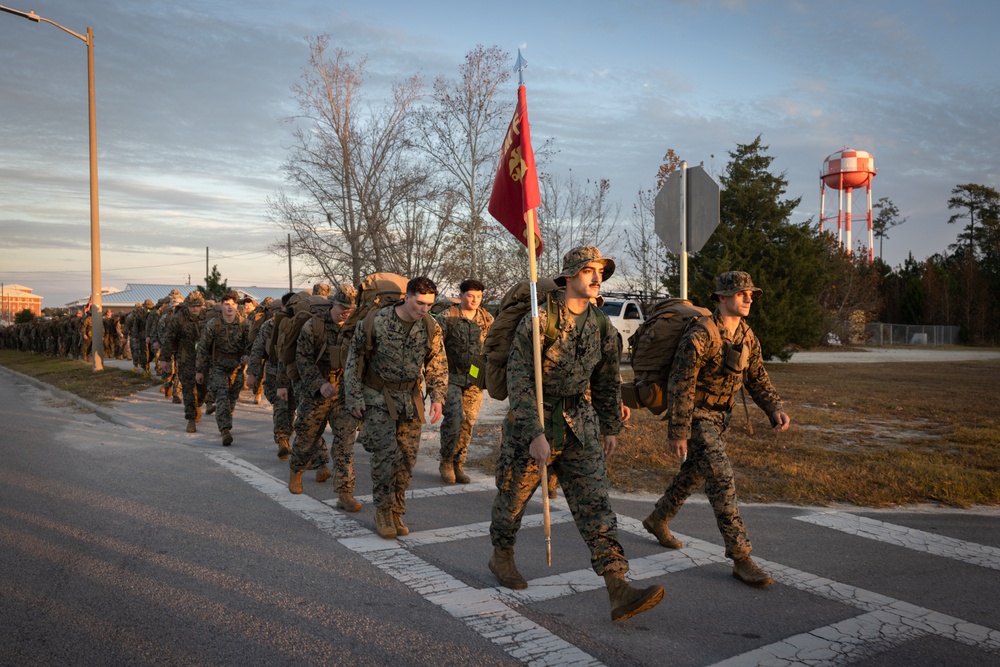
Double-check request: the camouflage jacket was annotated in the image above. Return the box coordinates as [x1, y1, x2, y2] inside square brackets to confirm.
[296, 314, 351, 398]
[666, 310, 783, 440]
[161, 307, 208, 365]
[246, 317, 275, 379]
[507, 290, 623, 448]
[435, 305, 493, 386]
[196, 315, 248, 373]
[343, 305, 448, 420]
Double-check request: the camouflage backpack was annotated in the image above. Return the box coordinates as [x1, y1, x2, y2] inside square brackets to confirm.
[471, 278, 608, 401]
[274, 293, 330, 383]
[620, 298, 720, 415]
[338, 272, 408, 363]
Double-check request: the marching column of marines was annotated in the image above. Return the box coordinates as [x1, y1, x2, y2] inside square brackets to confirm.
[2, 249, 790, 624]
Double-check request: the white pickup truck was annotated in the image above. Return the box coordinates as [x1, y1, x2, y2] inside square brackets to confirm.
[598, 298, 645, 360]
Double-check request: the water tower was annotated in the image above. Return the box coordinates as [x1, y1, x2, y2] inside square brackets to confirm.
[819, 148, 877, 262]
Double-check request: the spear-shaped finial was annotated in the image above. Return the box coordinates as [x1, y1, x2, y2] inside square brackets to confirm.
[515, 48, 528, 85]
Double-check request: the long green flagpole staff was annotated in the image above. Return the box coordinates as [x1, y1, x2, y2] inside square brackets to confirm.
[515, 50, 552, 567]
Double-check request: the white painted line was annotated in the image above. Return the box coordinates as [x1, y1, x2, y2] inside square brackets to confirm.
[709, 558, 1000, 667]
[208, 452, 606, 667]
[794, 511, 1000, 570]
[210, 453, 1000, 667]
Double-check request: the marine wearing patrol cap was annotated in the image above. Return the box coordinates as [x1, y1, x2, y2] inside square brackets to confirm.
[711, 271, 763, 301]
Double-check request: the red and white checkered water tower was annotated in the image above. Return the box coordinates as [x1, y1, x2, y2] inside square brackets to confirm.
[819, 148, 877, 262]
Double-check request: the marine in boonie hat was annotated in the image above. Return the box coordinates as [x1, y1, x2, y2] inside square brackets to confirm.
[553, 245, 616, 286]
[329, 283, 357, 309]
[711, 271, 763, 301]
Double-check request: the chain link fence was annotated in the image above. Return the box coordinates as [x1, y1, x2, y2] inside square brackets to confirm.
[864, 323, 960, 346]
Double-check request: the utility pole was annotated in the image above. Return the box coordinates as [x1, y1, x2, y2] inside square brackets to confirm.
[287, 233, 292, 292]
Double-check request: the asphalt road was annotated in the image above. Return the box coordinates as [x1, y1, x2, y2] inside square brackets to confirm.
[1, 358, 998, 667]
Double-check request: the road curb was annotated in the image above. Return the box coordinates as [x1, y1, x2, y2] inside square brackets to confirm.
[0, 364, 128, 427]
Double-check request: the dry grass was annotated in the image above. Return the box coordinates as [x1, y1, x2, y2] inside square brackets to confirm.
[611, 359, 1000, 508]
[0, 350, 161, 405]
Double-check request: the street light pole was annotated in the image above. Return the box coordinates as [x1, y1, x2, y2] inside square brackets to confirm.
[2, 5, 104, 370]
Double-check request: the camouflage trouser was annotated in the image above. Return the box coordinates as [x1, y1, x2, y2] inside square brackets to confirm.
[359, 405, 421, 513]
[207, 362, 244, 433]
[161, 355, 180, 394]
[291, 379, 326, 472]
[177, 354, 207, 421]
[439, 383, 483, 465]
[290, 391, 357, 493]
[133, 338, 149, 372]
[652, 413, 752, 560]
[490, 416, 628, 577]
[262, 364, 293, 444]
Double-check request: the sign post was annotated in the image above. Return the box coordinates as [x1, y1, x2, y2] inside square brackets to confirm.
[654, 163, 720, 298]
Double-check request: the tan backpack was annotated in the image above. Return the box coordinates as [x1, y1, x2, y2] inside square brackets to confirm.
[621, 298, 720, 415]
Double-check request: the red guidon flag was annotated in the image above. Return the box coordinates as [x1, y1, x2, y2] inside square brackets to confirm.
[488, 84, 543, 256]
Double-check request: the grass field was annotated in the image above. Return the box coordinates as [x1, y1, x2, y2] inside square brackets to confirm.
[2, 349, 998, 508]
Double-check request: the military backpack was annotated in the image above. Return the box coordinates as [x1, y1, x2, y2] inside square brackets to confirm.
[274, 294, 330, 383]
[621, 298, 720, 415]
[471, 278, 608, 401]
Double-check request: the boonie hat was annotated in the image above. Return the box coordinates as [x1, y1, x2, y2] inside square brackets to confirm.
[185, 290, 206, 307]
[711, 271, 763, 301]
[330, 283, 357, 309]
[553, 245, 616, 286]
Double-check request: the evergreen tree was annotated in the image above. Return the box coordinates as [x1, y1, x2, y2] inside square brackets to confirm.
[691, 136, 827, 360]
[14, 309, 35, 324]
[198, 265, 230, 301]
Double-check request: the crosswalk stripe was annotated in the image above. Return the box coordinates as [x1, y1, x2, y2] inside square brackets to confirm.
[794, 511, 1000, 570]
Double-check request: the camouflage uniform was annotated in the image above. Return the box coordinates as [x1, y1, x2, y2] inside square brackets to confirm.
[652, 274, 784, 561]
[196, 312, 248, 435]
[289, 287, 359, 494]
[436, 305, 493, 469]
[157, 299, 183, 398]
[343, 304, 448, 515]
[489, 288, 628, 577]
[161, 293, 209, 423]
[247, 315, 293, 448]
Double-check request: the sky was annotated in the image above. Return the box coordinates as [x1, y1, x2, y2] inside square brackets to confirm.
[2, 0, 998, 308]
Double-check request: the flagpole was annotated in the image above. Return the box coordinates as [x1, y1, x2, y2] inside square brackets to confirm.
[525, 206, 551, 566]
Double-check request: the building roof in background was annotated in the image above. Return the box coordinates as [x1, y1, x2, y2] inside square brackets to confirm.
[66, 284, 297, 308]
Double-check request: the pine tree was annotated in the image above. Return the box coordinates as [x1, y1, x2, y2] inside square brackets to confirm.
[198, 265, 230, 301]
[691, 136, 827, 360]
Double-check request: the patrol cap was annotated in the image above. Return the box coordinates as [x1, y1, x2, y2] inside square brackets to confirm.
[711, 271, 763, 301]
[312, 282, 333, 296]
[329, 283, 357, 309]
[554, 245, 616, 286]
[143, 299, 155, 308]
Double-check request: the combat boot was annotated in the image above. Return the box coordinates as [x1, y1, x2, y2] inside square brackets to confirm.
[206, 402, 216, 415]
[604, 573, 665, 622]
[488, 547, 527, 590]
[642, 511, 683, 549]
[276, 438, 290, 460]
[453, 462, 470, 484]
[221, 429, 233, 446]
[186, 419, 197, 433]
[392, 512, 409, 536]
[172, 392, 182, 404]
[439, 460, 456, 484]
[288, 469, 303, 494]
[315, 466, 332, 483]
[163, 384, 172, 400]
[732, 557, 773, 588]
[374, 508, 397, 539]
[336, 492, 361, 512]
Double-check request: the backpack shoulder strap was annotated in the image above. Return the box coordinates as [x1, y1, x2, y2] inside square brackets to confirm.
[312, 313, 326, 362]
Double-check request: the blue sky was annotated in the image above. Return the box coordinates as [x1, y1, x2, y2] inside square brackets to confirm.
[2, 0, 998, 307]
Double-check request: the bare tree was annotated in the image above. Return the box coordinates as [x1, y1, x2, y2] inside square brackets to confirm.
[417, 45, 512, 284]
[536, 169, 621, 277]
[269, 37, 427, 285]
[620, 187, 673, 298]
